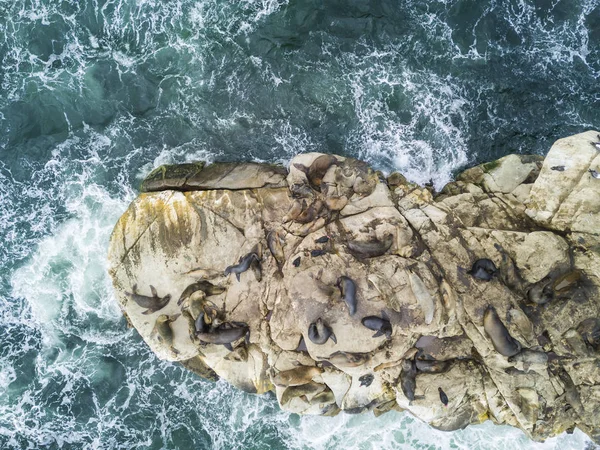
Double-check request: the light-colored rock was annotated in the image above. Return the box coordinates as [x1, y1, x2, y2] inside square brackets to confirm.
[108, 138, 600, 445]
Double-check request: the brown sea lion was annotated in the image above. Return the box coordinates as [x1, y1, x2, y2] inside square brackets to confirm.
[125, 284, 171, 315]
[294, 155, 339, 191]
[153, 314, 181, 355]
[272, 366, 323, 387]
[483, 305, 522, 357]
[347, 234, 394, 259]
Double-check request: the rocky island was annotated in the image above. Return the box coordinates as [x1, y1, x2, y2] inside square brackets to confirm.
[108, 130, 600, 443]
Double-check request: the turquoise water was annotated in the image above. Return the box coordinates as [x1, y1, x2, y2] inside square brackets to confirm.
[1, 0, 599, 448]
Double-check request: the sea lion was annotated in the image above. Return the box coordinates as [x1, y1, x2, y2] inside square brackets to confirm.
[272, 366, 323, 387]
[283, 200, 304, 222]
[224, 252, 260, 282]
[468, 259, 497, 281]
[483, 305, 522, 357]
[415, 358, 452, 374]
[267, 230, 285, 270]
[590, 169, 600, 179]
[408, 271, 435, 325]
[508, 349, 548, 368]
[310, 389, 336, 406]
[400, 359, 417, 401]
[551, 166, 566, 171]
[194, 312, 209, 334]
[295, 200, 322, 224]
[280, 382, 326, 406]
[358, 374, 374, 387]
[195, 323, 249, 351]
[438, 387, 449, 406]
[297, 216, 326, 237]
[177, 281, 225, 306]
[325, 351, 371, 368]
[552, 270, 581, 294]
[324, 195, 348, 211]
[527, 278, 554, 305]
[361, 314, 392, 339]
[347, 234, 393, 259]
[125, 284, 171, 315]
[336, 276, 357, 316]
[181, 309, 198, 342]
[153, 314, 180, 355]
[292, 256, 301, 267]
[308, 318, 337, 345]
[577, 318, 600, 350]
[293, 155, 339, 191]
[495, 244, 524, 293]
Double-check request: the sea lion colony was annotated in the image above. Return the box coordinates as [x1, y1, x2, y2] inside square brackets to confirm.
[126, 153, 589, 414]
[110, 132, 600, 442]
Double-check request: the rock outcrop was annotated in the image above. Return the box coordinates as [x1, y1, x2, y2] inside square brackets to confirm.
[108, 130, 600, 443]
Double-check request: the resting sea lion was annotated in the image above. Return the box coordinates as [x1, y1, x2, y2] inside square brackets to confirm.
[325, 351, 371, 368]
[415, 358, 452, 374]
[177, 281, 225, 306]
[308, 318, 337, 345]
[361, 314, 392, 339]
[293, 155, 339, 191]
[347, 234, 393, 259]
[196, 323, 249, 351]
[400, 359, 417, 401]
[336, 276, 357, 316]
[468, 259, 497, 281]
[153, 314, 180, 355]
[508, 349, 548, 366]
[527, 278, 554, 305]
[310, 389, 336, 406]
[126, 284, 171, 315]
[483, 305, 522, 357]
[266, 230, 285, 270]
[224, 252, 260, 282]
[280, 382, 326, 406]
[272, 366, 323, 387]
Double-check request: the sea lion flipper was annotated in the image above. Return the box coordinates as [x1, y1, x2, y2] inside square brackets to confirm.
[132, 283, 138, 293]
[142, 308, 153, 315]
[381, 310, 389, 321]
[373, 330, 383, 338]
[329, 332, 337, 344]
[171, 346, 180, 355]
[150, 285, 158, 297]
[224, 343, 234, 352]
[236, 273, 241, 282]
[293, 163, 309, 174]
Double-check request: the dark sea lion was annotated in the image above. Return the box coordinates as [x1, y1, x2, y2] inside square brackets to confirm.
[468, 259, 497, 281]
[125, 284, 171, 315]
[551, 166, 566, 171]
[577, 318, 600, 350]
[295, 201, 321, 224]
[224, 252, 260, 282]
[194, 312, 209, 334]
[153, 314, 180, 355]
[272, 366, 323, 387]
[310, 389, 336, 406]
[494, 243, 524, 293]
[308, 318, 337, 345]
[400, 359, 417, 401]
[293, 155, 339, 191]
[527, 278, 554, 305]
[347, 234, 393, 259]
[483, 305, 522, 357]
[361, 313, 392, 339]
[336, 276, 357, 316]
[438, 387, 449, 406]
[177, 281, 225, 306]
[358, 373, 374, 387]
[415, 358, 452, 374]
[196, 323, 249, 351]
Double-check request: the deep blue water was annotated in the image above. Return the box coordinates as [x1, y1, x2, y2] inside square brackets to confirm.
[1, 0, 599, 448]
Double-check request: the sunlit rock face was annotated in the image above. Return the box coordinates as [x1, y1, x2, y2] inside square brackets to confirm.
[108, 130, 600, 444]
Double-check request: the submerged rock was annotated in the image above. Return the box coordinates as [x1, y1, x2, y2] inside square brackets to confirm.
[108, 130, 600, 444]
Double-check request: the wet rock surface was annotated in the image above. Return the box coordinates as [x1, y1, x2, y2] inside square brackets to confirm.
[108, 130, 600, 443]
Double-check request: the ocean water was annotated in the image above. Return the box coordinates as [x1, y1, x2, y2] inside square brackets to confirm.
[1, 0, 599, 448]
